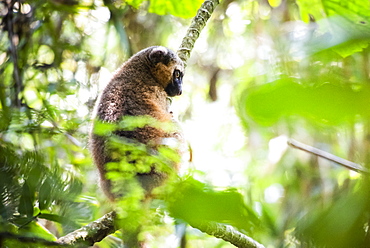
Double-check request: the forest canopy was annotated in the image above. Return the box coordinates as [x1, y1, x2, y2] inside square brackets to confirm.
[1, 0, 370, 247]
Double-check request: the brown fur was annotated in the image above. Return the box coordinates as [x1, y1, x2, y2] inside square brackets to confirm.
[90, 46, 184, 200]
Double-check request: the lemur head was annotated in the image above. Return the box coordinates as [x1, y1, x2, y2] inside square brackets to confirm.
[145, 46, 185, 97]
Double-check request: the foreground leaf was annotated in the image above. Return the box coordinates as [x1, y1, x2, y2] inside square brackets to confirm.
[126, 0, 203, 18]
[239, 78, 370, 126]
[167, 178, 259, 232]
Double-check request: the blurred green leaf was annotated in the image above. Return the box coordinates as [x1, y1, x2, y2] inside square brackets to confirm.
[38, 213, 78, 228]
[18, 221, 57, 241]
[297, 0, 370, 22]
[332, 40, 370, 58]
[297, 181, 370, 248]
[239, 78, 370, 126]
[297, 0, 370, 57]
[320, 16, 370, 57]
[167, 178, 260, 232]
[18, 182, 35, 218]
[126, 0, 203, 18]
[124, 0, 144, 9]
[268, 0, 282, 8]
[26, 161, 43, 191]
[93, 121, 116, 136]
[148, 0, 203, 18]
[39, 178, 53, 210]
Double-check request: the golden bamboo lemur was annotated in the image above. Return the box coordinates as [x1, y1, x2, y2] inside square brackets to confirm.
[90, 46, 185, 201]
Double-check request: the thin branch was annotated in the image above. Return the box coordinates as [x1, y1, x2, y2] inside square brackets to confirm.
[190, 221, 265, 248]
[57, 211, 117, 247]
[177, 0, 220, 66]
[288, 139, 369, 174]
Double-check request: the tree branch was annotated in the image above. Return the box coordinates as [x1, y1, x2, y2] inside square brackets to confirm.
[288, 139, 369, 175]
[177, 0, 220, 66]
[190, 221, 265, 248]
[57, 211, 117, 247]
[57, 211, 265, 248]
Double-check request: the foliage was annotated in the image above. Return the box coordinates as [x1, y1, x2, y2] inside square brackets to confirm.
[0, 0, 104, 243]
[296, 180, 370, 248]
[239, 77, 370, 126]
[167, 178, 260, 232]
[125, 0, 204, 18]
[1, 0, 370, 247]
[232, 0, 370, 247]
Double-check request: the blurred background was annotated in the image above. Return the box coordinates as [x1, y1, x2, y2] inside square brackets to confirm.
[1, 0, 370, 247]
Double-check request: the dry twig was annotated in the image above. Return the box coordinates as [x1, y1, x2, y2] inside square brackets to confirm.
[288, 139, 369, 174]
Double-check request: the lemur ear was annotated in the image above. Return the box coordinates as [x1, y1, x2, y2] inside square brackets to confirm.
[149, 47, 168, 64]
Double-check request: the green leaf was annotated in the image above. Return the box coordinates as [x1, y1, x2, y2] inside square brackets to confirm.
[297, 0, 370, 56]
[268, 0, 282, 8]
[167, 178, 259, 232]
[238, 78, 370, 126]
[297, 0, 370, 21]
[38, 178, 53, 210]
[149, 0, 203, 18]
[125, 0, 144, 9]
[18, 182, 35, 218]
[321, 15, 370, 57]
[332, 39, 369, 58]
[93, 121, 116, 136]
[126, 0, 203, 18]
[296, 182, 370, 248]
[323, 0, 370, 19]
[18, 221, 57, 241]
[38, 213, 78, 227]
[27, 163, 43, 192]
[296, 0, 325, 22]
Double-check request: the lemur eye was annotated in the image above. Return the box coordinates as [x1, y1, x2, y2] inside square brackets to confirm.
[174, 70, 181, 78]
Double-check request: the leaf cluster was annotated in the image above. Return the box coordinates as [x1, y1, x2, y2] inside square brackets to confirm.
[232, 0, 370, 247]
